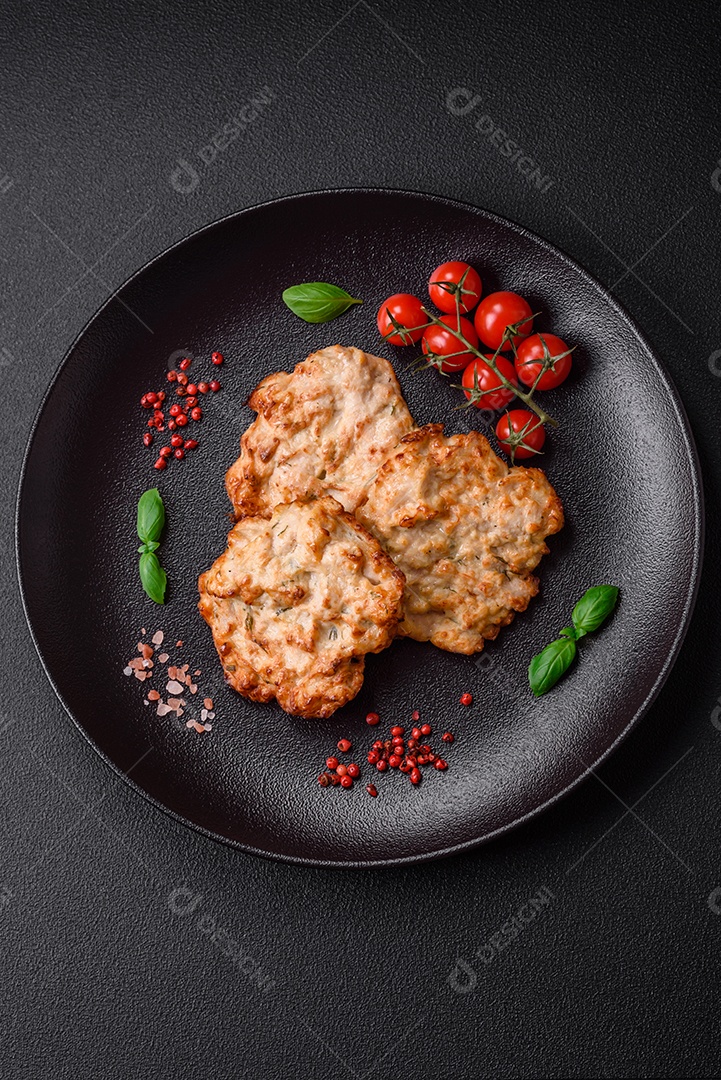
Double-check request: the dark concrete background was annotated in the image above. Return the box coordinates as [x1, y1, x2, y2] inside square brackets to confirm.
[2, 1, 720, 1076]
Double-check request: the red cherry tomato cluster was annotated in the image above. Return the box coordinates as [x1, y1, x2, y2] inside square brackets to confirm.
[376, 261, 576, 463]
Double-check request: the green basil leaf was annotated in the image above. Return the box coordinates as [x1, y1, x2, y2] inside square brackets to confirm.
[528, 637, 577, 697]
[137, 488, 165, 544]
[137, 541, 160, 554]
[282, 282, 362, 324]
[571, 585, 619, 638]
[139, 551, 167, 604]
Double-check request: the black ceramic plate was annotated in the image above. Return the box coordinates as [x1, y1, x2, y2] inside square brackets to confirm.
[17, 190, 703, 867]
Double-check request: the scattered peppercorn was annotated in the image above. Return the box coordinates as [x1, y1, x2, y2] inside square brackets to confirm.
[366, 784, 378, 797]
[212, 352, 224, 365]
[460, 692, 473, 706]
[317, 713, 455, 797]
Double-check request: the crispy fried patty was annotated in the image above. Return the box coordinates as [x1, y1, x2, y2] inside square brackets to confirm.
[356, 424, 564, 654]
[225, 345, 415, 518]
[198, 496, 405, 718]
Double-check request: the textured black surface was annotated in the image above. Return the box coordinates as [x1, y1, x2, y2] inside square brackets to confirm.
[3, 1, 721, 1076]
[17, 191, 703, 865]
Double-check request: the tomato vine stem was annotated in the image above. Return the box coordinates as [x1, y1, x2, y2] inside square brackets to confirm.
[419, 306, 558, 428]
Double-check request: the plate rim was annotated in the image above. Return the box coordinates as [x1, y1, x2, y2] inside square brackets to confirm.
[15, 186, 705, 868]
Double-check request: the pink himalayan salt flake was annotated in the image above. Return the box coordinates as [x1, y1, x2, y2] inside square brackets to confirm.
[134, 670, 149, 682]
[200, 709, 208, 721]
[166, 679, 185, 695]
[207, 711, 215, 720]
[156, 702, 173, 717]
[203, 698, 213, 710]
[152, 630, 164, 646]
[194, 670, 201, 676]
[189, 684, 197, 695]
[167, 697, 185, 710]
[176, 640, 183, 647]
[123, 666, 132, 676]
[128, 657, 145, 670]
[147, 690, 160, 701]
[186, 719, 212, 733]
[140, 644, 154, 660]
[141, 628, 146, 635]
[159, 653, 169, 663]
[142, 659, 153, 669]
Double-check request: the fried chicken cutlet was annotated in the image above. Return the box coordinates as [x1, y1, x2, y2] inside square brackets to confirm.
[225, 345, 415, 518]
[356, 424, 564, 654]
[198, 496, 405, 718]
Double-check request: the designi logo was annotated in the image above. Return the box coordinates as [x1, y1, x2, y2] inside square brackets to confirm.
[169, 159, 201, 195]
[168, 87, 274, 195]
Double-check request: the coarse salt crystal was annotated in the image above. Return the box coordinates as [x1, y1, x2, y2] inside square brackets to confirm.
[152, 630, 164, 645]
[166, 679, 184, 695]
[123, 666, 132, 676]
[159, 653, 169, 663]
[203, 698, 213, 710]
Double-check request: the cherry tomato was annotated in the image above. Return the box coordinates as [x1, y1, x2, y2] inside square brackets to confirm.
[474, 291, 533, 351]
[461, 355, 518, 411]
[377, 293, 426, 345]
[428, 261, 482, 315]
[514, 333, 573, 390]
[421, 314, 479, 373]
[495, 409, 546, 460]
